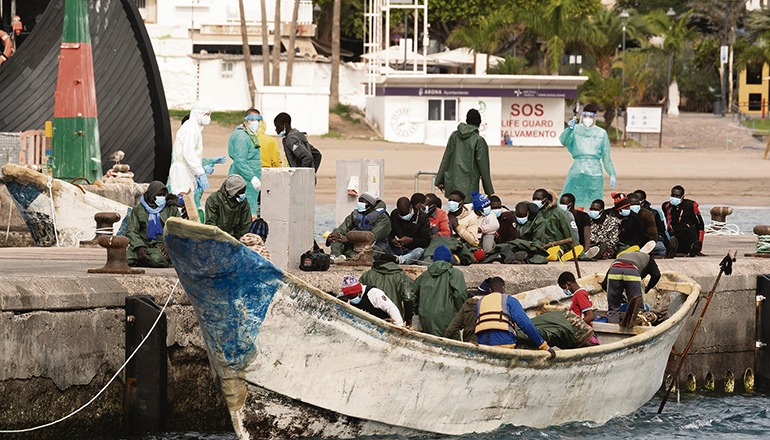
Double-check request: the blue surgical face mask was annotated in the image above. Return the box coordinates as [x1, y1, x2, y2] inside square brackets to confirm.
[620, 208, 631, 217]
[532, 199, 545, 209]
[630, 205, 641, 214]
[236, 193, 247, 203]
[278, 129, 286, 137]
[400, 210, 414, 221]
[588, 210, 601, 220]
[492, 208, 502, 218]
[558, 204, 570, 212]
[423, 206, 430, 214]
[356, 202, 368, 213]
[670, 196, 682, 206]
[482, 206, 492, 216]
[563, 288, 572, 297]
[516, 216, 528, 225]
[154, 196, 167, 208]
[447, 201, 461, 213]
[349, 295, 362, 305]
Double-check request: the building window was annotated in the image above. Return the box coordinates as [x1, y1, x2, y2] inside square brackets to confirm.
[748, 93, 762, 111]
[747, 64, 763, 85]
[221, 61, 234, 78]
[427, 99, 458, 121]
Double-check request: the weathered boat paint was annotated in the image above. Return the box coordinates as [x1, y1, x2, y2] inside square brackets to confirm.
[164, 217, 701, 440]
[2, 164, 129, 247]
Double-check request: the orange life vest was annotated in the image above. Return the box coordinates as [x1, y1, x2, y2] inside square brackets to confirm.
[475, 292, 515, 334]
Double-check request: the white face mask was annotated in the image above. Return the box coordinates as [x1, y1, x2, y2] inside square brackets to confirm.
[492, 208, 502, 218]
[582, 117, 594, 128]
[248, 121, 260, 132]
[200, 114, 211, 126]
[447, 201, 461, 213]
[482, 206, 492, 216]
[532, 199, 545, 209]
[558, 204, 570, 212]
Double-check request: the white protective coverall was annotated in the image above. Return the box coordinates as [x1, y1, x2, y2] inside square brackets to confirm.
[169, 102, 211, 198]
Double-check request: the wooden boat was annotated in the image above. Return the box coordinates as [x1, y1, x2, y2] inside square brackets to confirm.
[1, 164, 130, 247]
[164, 217, 701, 440]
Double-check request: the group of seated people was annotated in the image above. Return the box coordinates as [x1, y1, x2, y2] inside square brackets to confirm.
[327, 184, 704, 267]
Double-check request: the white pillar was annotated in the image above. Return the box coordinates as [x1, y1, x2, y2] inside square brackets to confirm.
[261, 167, 315, 271]
[335, 159, 384, 226]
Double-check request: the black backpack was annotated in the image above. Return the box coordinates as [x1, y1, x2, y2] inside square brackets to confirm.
[306, 140, 322, 172]
[299, 241, 330, 271]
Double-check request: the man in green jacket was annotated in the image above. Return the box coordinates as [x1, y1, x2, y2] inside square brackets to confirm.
[532, 188, 580, 258]
[126, 181, 181, 267]
[413, 245, 467, 336]
[435, 109, 494, 204]
[360, 259, 415, 324]
[228, 108, 262, 218]
[205, 175, 252, 240]
[327, 192, 391, 261]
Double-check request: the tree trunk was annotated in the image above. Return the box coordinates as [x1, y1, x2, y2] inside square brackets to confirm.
[260, 0, 271, 86]
[330, 0, 341, 107]
[285, 0, 301, 86]
[271, 0, 282, 86]
[238, 0, 257, 106]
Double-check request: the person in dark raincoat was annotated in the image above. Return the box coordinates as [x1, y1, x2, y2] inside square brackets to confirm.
[413, 244, 467, 336]
[434, 109, 494, 204]
[126, 181, 181, 267]
[360, 259, 415, 324]
[205, 175, 252, 240]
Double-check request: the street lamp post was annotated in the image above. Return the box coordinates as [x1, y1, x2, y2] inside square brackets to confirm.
[620, 9, 629, 147]
[665, 7, 675, 114]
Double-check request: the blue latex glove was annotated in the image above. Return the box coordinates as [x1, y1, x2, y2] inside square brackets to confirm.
[610, 175, 617, 189]
[567, 117, 577, 129]
[212, 156, 227, 165]
[197, 173, 210, 191]
[203, 164, 215, 175]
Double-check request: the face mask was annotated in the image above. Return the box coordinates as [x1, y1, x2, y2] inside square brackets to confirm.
[248, 121, 260, 132]
[516, 216, 528, 225]
[423, 206, 431, 214]
[356, 202, 368, 212]
[558, 204, 570, 212]
[447, 201, 461, 213]
[532, 199, 545, 209]
[563, 288, 572, 297]
[582, 117, 594, 128]
[154, 196, 167, 208]
[482, 206, 492, 216]
[278, 130, 286, 137]
[349, 295, 362, 305]
[400, 210, 414, 221]
[200, 114, 211, 126]
[619, 208, 631, 217]
[236, 193, 247, 203]
[492, 208, 502, 218]
[588, 210, 601, 220]
[669, 196, 682, 206]
[630, 205, 641, 214]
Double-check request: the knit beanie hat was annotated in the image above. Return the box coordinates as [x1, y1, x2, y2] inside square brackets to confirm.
[471, 190, 491, 211]
[477, 278, 492, 295]
[466, 109, 482, 127]
[359, 192, 378, 207]
[433, 244, 452, 263]
[612, 192, 630, 210]
[341, 275, 363, 297]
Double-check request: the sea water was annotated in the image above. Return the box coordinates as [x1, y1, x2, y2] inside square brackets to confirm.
[108, 393, 770, 439]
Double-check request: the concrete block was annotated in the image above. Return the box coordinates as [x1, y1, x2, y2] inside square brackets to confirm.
[335, 159, 385, 226]
[261, 168, 315, 271]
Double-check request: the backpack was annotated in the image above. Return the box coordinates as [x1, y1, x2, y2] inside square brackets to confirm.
[306, 140, 322, 171]
[299, 241, 330, 271]
[249, 218, 269, 242]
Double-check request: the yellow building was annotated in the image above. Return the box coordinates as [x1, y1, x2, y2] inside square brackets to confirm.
[738, 63, 770, 115]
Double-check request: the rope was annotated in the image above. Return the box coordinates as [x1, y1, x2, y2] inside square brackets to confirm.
[758, 235, 770, 254]
[0, 280, 179, 434]
[704, 221, 741, 236]
[46, 176, 60, 247]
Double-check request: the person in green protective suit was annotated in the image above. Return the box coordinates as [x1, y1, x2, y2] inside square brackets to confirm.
[360, 259, 415, 324]
[205, 175, 252, 240]
[434, 109, 494, 204]
[326, 192, 391, 261]
[559, 103, 617, 209]
[413, 245, 467, 337]
[228, 109, 262, 218]
[126, 181, 181, 267]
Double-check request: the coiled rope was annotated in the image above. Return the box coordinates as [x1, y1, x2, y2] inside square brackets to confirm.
[758, 235, 770, 254]
[704, 221, 741, 236]
[0, 280, 179, 434]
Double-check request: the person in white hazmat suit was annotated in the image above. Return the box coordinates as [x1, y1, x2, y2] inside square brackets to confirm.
[168, 102, 226, 220]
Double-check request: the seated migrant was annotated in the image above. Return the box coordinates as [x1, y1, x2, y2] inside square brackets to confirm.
[126, 181, 181, 268]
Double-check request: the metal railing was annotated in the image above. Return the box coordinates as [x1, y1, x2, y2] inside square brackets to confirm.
[413, 170, 436, 194]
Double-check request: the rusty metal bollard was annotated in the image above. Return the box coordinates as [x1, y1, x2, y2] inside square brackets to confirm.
[88, 235, 145, 274]
[80, 212, 121, 247]
[709, 206, 733, 231]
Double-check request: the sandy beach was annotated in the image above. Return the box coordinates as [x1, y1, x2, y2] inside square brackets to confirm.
[196, 119, 770, 208]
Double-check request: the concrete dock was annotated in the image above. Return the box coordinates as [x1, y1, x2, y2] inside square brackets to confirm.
[1, 235, 769, 438]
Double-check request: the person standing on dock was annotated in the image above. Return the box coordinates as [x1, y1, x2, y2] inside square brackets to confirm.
[126, 181, 180, 268]
[228, 109, 262, 218]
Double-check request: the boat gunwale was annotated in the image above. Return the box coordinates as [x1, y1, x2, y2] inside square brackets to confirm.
[165, 217, 702, 363]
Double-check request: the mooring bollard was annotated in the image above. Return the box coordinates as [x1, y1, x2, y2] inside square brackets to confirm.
[80, 211, 121, 247]
[88, 235, 145, 274]
[752, 225, 770, 256]
[336, 230, 376, 266]
[709, 206, 733, 231]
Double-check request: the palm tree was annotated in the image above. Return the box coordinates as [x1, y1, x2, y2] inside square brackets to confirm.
[260, 0, 271, 85]
[272, 0, 282, 85]
[643, 10, 699, 83]
[521, 0, 598, 75]
[487, 56, 539, 75]
[447, 12, 516, 72]
[285, 0, 301, 86]
[330, 0, 342, 107]
[579, 69, 622, 137]
[238, 0, 257, 106]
